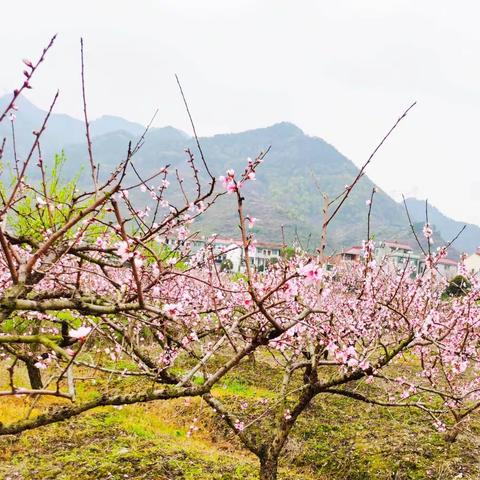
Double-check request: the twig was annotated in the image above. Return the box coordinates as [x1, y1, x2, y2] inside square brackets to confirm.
[175, 74, 214, 181]
[324, 102, 416, 229]
[80, 38, 98, 192]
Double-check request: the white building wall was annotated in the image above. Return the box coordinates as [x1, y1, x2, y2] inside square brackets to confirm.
[225, 244, 242, 272]
[436, 263, 458, 280]
[464, 253, 480, 274]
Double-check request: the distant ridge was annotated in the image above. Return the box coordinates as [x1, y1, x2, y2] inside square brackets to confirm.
[0, 93, 189, 159]
[89, 115, 146, 137]
[405, 198, 480, 254]
[1, 95, 478, 251]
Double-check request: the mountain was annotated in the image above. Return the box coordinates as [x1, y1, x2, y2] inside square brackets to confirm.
[90, 115, 145, 138]
[0, 94, 146, 159]
[193, 122, 413, 250]
[404, 198, 480, 254]
[0, 95, 85, 158]
[55, 121, 414, 250]
[1, 95, 478, 252]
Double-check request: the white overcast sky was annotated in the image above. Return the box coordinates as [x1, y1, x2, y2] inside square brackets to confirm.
[2, 0, 480, 226]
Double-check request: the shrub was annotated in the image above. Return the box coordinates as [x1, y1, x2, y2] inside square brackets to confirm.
[444, 275, 472, 297]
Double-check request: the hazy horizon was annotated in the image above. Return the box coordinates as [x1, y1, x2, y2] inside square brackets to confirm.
[2, 0, 480, 228]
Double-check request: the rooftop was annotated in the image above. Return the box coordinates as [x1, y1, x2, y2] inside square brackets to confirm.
[342, 246, 363, 255]
[209, 236, 283, 249]
[436, 258, 457, 266]
[382, 241, 413, 251]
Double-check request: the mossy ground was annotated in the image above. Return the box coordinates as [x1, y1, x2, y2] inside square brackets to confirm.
[1, 357, 479, 479]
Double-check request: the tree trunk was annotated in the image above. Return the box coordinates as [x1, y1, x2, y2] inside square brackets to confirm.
[259, 456, 278, 480]
[25, 360, 43, 390]
[445, 424, 461, 443]
[25, 323, 43, 390]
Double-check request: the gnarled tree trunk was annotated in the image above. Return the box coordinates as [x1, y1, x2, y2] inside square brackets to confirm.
[259, 455, 279, 480]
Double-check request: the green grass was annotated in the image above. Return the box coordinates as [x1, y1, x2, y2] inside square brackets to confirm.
[0, 403, 308, 480]
[217, 376, 272, 398]
[1, 358, 480, 479]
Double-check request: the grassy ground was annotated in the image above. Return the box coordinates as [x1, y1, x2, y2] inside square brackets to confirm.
[1, 358, 479, 479]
